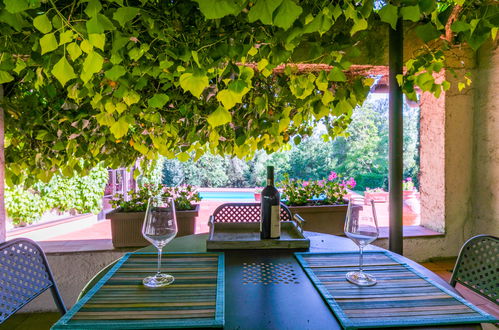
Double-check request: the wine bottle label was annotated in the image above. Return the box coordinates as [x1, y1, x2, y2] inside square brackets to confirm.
[270, 204, 280, 238]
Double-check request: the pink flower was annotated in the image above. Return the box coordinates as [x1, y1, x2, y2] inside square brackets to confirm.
[302, 181, 309, 187]
[328, 171, 337, 181]
[406, 177, 412, 182]
[347, 178, 357, 188]
[318, 180, 325, 187]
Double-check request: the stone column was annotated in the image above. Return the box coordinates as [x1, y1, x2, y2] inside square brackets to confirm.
[472, 40, 499, 237]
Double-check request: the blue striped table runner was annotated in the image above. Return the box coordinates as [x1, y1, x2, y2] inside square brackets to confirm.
[52, 252, 224, 329]
[295, 251, 497, 329]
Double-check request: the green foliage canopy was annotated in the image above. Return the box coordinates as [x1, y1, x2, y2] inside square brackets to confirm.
[0, 0, 496, 185]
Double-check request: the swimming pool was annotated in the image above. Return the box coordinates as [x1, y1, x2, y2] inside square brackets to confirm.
[198, 191, 255, 201]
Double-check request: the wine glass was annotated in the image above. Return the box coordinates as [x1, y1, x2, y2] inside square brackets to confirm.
[142, 196, 178, 288]
[344, 198, 379, 286]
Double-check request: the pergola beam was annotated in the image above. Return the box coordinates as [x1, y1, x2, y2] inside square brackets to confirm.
[389, 20, 404, 254]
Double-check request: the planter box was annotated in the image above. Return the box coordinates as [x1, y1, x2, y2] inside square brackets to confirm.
[176, 205, 200, 237]
[288, 204, 348, 236]
[107, 204, 200, 248]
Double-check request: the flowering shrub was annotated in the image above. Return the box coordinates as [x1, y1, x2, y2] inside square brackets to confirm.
[111, 184, 201, 212]
[280, 172, 356, 206]
[167, 185, 201, 210]
[402, 178, 415, 191]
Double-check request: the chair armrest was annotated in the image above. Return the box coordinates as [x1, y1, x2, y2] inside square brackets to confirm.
[293, 213, 306, 234]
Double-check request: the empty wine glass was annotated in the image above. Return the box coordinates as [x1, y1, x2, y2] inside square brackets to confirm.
[142, 196, 177, 288]
[344, 198, 379, 286]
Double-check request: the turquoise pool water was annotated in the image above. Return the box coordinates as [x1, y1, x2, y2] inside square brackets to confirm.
[198, 191, 255, 201]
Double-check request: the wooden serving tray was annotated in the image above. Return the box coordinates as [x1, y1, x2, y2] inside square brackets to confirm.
[206, 221, 310, 250]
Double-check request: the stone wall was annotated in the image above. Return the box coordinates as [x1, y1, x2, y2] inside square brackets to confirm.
[471, 40, 499, 237]
[414, 47, 477, 259]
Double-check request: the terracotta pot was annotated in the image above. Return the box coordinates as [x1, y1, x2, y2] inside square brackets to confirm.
[364, 191, 388, 204]
[287, 204, 348, 236]
[107, 204, 200, 248]
[403, 191, 420, 225]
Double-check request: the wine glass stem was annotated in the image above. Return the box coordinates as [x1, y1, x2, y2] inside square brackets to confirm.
[156, 247, 162, 276]
[359, 246, 364, 274]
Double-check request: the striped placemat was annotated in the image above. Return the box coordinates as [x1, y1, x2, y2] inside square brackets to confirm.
[52, 252, 224, 329]
[295, 251, 497, 330]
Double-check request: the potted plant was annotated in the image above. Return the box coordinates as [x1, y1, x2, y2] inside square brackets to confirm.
[280, 172, 356, 235]
[402, 178, 420, 224]
[402, 178, 418, 198]
[107, 184, 201, 248]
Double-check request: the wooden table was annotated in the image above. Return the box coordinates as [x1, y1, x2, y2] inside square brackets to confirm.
[80, 233, 480, 330]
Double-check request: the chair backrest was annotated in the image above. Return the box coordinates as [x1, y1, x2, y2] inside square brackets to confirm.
[0, 238, 67, 323]
[450, 234, 498, 305]
[212, 202, 293, 223]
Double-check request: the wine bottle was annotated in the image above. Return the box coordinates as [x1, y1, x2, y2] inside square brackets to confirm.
[260, 166, 281, 239]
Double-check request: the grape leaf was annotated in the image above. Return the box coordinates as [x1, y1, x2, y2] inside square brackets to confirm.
[123, 90, 141, 106]
[248, 0, 282, 25]
[0, 70, 14, 84]
[328, 67, 346, 82]
[401, 5, 420, 22]
[378, 4, 398, 30]
[4, 0, 29, 13]
[80, 40, 93, 54]
[67, 42, 82, 61]
[81, 51, 104, 83]
[89, 33, 105, 50]
[415, 22, 440, 42]
[350, 18, 367, 36]
[207, 106, 232, 127]
[52, 56, 76, 86]
[113, 7, 139, 27]
[217, 89, 243, 109]
[86, 14, 116, 34]
[40, 33, 58, 55]
[451, 21, 470, 33]
[148, 93, 170, 108]
[105, 65, 126, 80]
[110, 117, 129, 138]
[273, 0, 302, 30]
[33, 14, 52, 34]
[179, 72, 209, 98]
[84, 0, 102, 18]
[194, 0, 240, 19]
[59, 30, 74, 45]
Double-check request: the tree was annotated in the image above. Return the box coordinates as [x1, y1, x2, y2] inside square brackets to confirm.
[288, 133, 335, 181]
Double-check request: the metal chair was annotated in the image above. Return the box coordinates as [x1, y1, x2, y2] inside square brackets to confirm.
[450, 234, 498, 305]
[209, 202, 293, 223]
[0, 238, 67, 323]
